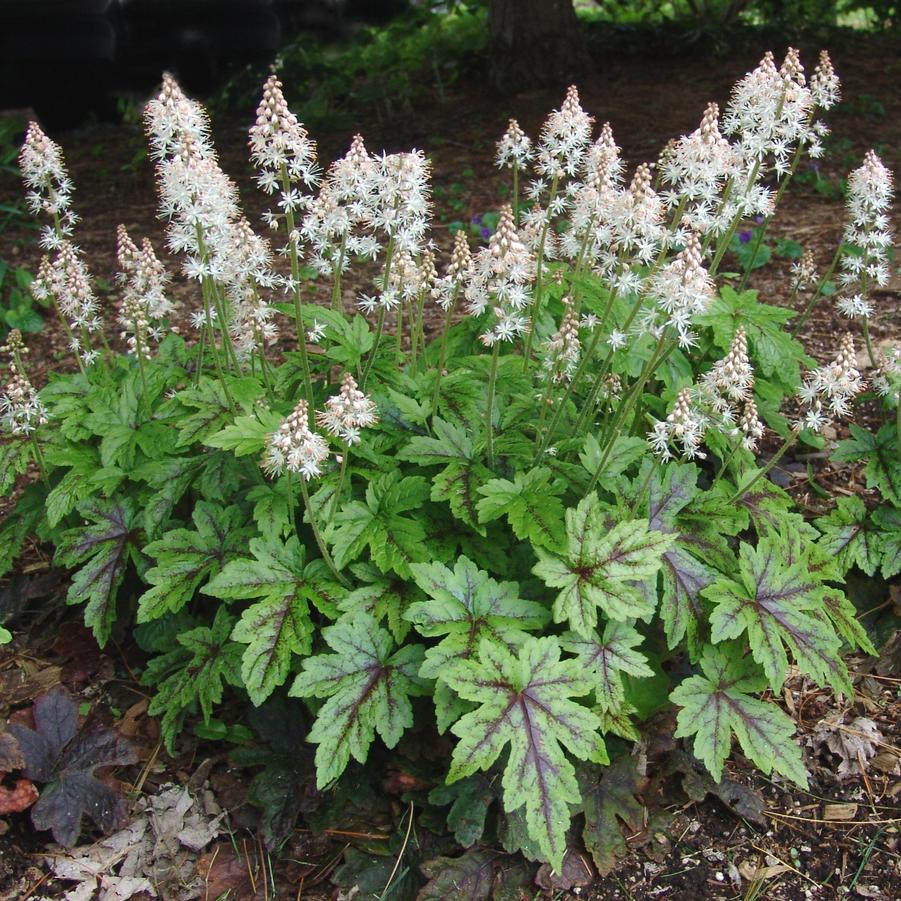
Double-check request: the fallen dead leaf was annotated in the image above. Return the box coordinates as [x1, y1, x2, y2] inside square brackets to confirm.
[738, 860, 792, 881]
[824, 802, 858, 820]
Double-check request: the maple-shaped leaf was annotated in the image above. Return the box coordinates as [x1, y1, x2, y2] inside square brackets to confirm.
[476, 467, 566, 551]
[697, 286, 810, 389]
[818, 586, 877, 656]
[398, 419, 491, 534]
[144, 608, 243, 751]
[42, 446, 101, 528]
[131, 454, 203, 538]
[833, 423, 901, 505]
[532, 494, 674, 637]
[84, 371, 177, 468]
[328, 471, 431, 577]
[54, 498, 142, 647]
[173, 375, 265, 448]
[407, 556, 548, 677]
[8, 687, 137, 847]
[577, 756, 647, 875]
[204, 408, 283, 456]
[246, 479, 295, 541]
[815, 496, 880, 576]
[337, 562, 420, 643]
[407, 557, 549, 733]
[0, 485, 43, 579]
[705, 532, 851, 696]
[579, 434, 646, 482]
[444, 636, 604, 871]
[670, 644, 808, 787]
[561, 620, 653, 714]
[229, 698, 312, 849]
[636, 463, 730, 657]
[204, 536, 343, 705]
[418, 849, 498, 900]
[289, 613, 428, 787]
[137, 502, 254, 623]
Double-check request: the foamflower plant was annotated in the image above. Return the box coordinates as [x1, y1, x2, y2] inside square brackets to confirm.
[1, 50, 895, 871]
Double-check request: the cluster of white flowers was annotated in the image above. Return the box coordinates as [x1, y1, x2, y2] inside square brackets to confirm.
[465, 206, 536, 346]
[791, 248, 818, 291]
[264, 399, 330, 480]
[701, 326, 754, 406]
[648, 388, 710, 461]
[435, 231, 473, 311]
[723, 49, 818, 176]
[316, 373, 379, 445]
[495, 119, 533, 171]
[660, 102, 736, 236]
[642, 233, 714, 348]
[797, 333, 865, 431]
[610, 163, 667, 268]
[301, 135, 379, 280]
[264, 374, 378, 477]
[19, 122, 102, 365]
[810, 50, 842, 111]
[19, 122, 78, 251]
[146, 74, 279, 354]
[542, 298, 581, 383]
[700, 328, 765, 451]
[366, 150, 433, 257]
[0, 332, 48, 436]
[534, 85, 594, 181]
[836, 150, 894, 320]
[871, 345, 900, 400]
[651, 329, 766, 460]
[116, 225, 175, 357]
[557, 126, 623, 269]
[31, 242, 101, 364]
[144, 72, 213, 161]
[249, 74, 320, 200]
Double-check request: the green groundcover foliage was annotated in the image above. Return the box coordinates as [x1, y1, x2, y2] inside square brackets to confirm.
[1, 46, 898, 870]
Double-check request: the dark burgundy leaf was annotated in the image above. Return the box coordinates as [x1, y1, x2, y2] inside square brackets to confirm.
[418, 849, 499, 900]
[6, 686, 137, 846]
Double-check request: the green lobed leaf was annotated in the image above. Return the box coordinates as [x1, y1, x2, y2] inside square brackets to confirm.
[54, 498, 142, 647]
[144, 607, 243, 751]
[328, 471, 431, 577]
[205, 535, 344, 705]
[561, 620, 653, 715]
[444, 636, 604, 871]
[577, 756, 646, 875]
[476, 467, 566, 551]
[873, 505, 901, 579]
[204, 408, 283, 456]
[671, 644, 808, 787]
[532, 493, 674, 637]
[815, 496, 880, 576]
[138, 502, 253, 623]
[0, 439, 31, 496]
[290, 613, 428, 787]
[832, 423, 901, 505]
[705, 531, 851, 696]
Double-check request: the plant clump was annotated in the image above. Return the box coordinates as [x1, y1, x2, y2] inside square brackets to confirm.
[0, 48, 898, 870]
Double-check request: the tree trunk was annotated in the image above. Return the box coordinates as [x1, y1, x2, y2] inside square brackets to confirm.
[488, 0, 588, 92]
